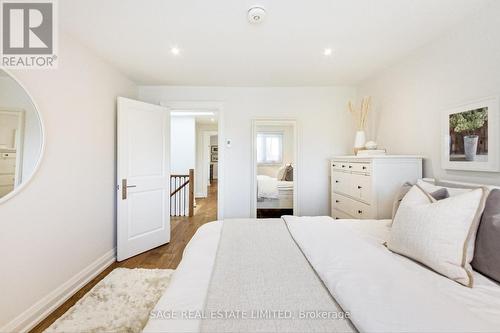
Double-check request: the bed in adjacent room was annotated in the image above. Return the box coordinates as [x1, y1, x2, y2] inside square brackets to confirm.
[256, 175, 293, 209]
[144, 180, 500, 333]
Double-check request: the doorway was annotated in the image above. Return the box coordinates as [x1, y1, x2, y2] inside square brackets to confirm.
[164, 101, 224, 221]
[251, 119, 298, 218]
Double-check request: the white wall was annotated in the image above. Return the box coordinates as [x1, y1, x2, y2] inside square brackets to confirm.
[139, 86, 356, 217]
[170, 116, 196, 174]
[0, 76, 42, 181]
[0, 33, 136, 329]
[358, 1, 500, 185]
[171, 116, 196, 216]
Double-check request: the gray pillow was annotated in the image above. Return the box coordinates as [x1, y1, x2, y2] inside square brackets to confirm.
[471, 189, 500, 283]
[282, 165, 293, 181]
[392, 183, 449, 219]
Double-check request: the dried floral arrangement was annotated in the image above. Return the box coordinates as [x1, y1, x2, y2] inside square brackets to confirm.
[348, 96, 371, 130]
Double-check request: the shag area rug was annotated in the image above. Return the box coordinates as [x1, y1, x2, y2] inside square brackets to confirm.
[45, 268, 174, 333]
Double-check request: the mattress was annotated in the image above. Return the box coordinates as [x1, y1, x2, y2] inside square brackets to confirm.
[144, 218, 500, 332]
[277, 180, 293, 190]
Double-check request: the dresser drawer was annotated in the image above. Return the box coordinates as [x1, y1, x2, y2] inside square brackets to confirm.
[331, 161, 349, 171]
[331, 208, 353, 220]
[331, 161, 346, 171]
[345, 173, 372, 203]
[0, 157, 16, 174]
[349, 162, 371, 174]
[332, 192, 373, 219]
[0, 174, 15, 186]
[331, 170, 349, 194]
[349, 200, 373, 219]
[331, 192, 352, 216]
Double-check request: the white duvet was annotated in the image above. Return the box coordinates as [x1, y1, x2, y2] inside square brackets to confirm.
[256, 175, 278, 198]
[144, 217, 500, 333]
[284, 216, 500, 332]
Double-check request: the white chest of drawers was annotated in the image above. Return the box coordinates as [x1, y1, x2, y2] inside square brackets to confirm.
[0, 151, 16, 197]
[330, 155, 422, 220]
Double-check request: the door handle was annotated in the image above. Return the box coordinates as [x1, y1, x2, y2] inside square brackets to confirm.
[121, 179, 137, 200]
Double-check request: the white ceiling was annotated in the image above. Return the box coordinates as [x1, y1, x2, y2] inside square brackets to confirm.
[60, 0, 492, 86]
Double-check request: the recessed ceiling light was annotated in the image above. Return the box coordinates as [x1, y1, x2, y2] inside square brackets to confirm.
[171, 46, 180, 55]
[323, 48, 333, 56]
[210, 118, 215, 122]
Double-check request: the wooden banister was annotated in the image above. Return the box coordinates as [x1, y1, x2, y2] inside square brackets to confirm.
[189, 169, 194, 217]
[170, 169, 194, 217]
[170, 179, 189, 197]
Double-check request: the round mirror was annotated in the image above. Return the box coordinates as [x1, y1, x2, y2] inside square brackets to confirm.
[0, 69, 43, 202]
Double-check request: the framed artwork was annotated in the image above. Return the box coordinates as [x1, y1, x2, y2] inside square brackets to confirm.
[211, 145, 218, 162]
[442, 96, 499, 172]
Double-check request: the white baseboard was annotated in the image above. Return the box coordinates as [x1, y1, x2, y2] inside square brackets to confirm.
[0, 248, 116, 333]
[195, 192, 207, 198]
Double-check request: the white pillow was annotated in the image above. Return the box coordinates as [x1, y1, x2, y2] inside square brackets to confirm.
[388, 185, 488, 287]
[276, 165, 286, 180]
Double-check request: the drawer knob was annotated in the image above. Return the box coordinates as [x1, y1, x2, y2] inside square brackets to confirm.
[357, 185, 362, 189]
[341, 165, 346, 168]
[348, 165, 352, 168]
[358, 210, 363, 214]
[332, 164, 336, 167]
[335, 200, 340, 203]
[362, 166, 367, 170]
[335, 180, 339, 183]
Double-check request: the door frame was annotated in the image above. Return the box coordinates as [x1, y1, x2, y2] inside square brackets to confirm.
[160, 101, 225, 220]
[251, 118, 299, 218]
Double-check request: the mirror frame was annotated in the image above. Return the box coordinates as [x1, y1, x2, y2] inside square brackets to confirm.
[0, 69, 45, 204]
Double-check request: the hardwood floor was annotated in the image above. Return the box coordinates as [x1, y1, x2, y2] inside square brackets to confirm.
[31, 181, 218, 333]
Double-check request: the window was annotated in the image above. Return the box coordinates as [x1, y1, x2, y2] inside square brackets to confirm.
[257, 132, 283, 164]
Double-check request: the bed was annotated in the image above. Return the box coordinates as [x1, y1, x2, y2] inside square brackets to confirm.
[256, 175, 293, 209]
[143, 216, 500, 333]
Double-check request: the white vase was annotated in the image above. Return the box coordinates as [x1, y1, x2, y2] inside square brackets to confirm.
[464, 135, 479, 161]
[354, 130, 366, 153]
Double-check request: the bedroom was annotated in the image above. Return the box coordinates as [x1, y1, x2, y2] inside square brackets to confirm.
[1, 0, 500, 332]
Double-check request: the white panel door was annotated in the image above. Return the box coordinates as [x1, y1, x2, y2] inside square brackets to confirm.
[117, 97, 170, 261]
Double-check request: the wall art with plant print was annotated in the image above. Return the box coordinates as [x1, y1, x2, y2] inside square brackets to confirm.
[442, 96, 499, 172]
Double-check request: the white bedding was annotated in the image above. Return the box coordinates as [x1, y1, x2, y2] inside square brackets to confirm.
[144, 218, 500, 333]
[277, 180, 293, 190]
[256, 175, 278, 199]
[257, 175, 293, 198]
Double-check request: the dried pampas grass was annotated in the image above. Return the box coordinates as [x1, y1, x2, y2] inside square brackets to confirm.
[348, 96, 371, 130]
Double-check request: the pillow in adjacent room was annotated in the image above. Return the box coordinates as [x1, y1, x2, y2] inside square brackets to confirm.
[388, 185, 488, 287]
[283, 164, 293, 181]
[471, 189, 500, 283]
[392, 182, 449, 219]
[276, 165, 287, 180]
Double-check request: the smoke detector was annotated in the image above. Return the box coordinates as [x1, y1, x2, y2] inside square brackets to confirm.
[247, 6, 266, 24]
